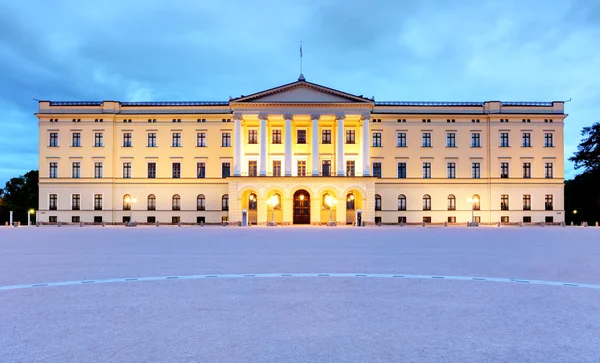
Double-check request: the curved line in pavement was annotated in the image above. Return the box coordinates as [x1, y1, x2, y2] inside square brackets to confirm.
[1, 273, 599, 292]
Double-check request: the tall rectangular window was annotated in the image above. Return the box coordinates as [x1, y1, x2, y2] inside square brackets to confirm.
[248, 161, 257, 176]
[72, 162, 80, 178]
[272, 130, 282, 144]
[523, 162, 531, 178]
[422, 162, 431, 178]
[322, 160, 331, 176]
[197, 132, 206, 147]
[222, 132, 231, 147]
[472, 162, 481, 179]
[297, 160, 306, 176]
[272, 160, 281, 176]
[500, 162, 509, 178]
[49, 132, 59, 147]
[172, 132, 181, 147]
[248, 130, 258, 144]
[523, 194, 531, 210]
[346, 160, 355, 176]
[372, 162, 382, 178]
[422, 133, 431, 147]
[94, 162, 103, 178]
[501, 194, 509, 210]
[447, 162, 456, 178]
[346, 130, 355, 144]
[397, 162, 407, 178]
[148, 133, 157, 147]
[147, 162, 156, 178]
[94, 132, 103, 147]
[72, 194, 80, 211]
[322, 130, 331, 144]
[372, 132, 382, 147]
[123, 133, 132, 147]
[397, 132, 406, 147]
[123, 162, 132, 178]
[49, 194, 58, 210]
[222, 162, 231, 178]
[545, 194, 553, 211]
[72, 132, 81, 147]
[297, 130, 306, 144]
[471, 133, 480, 147]
[172, 162, 181, 178]
[446, 133, 455, 147]
[522, 132, 531, 147]
[197, 162, 205, 178]
[49, 162, 58, 178]
[94, 194, 103, 210]
[500, 133, 509, 147]
[544, 133, 553, 147]
[545, 162, 553, 178]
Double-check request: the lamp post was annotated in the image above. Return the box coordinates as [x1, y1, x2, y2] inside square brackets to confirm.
[28, 209, 34, 226]
[325, 195, 337, 226]
[124, 196, 137, 224]
[467, 196, 479, 226]
[267, 195, 279, 226]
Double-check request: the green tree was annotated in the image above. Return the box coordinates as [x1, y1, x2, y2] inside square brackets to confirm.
[1, 170, 38, 224]
[569, 122, 600, 173]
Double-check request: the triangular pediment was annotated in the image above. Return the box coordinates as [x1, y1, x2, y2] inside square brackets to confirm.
[231, 80, 373, 104]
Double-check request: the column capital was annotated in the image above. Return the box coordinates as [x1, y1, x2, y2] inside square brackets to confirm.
[232, 112, 243, 121]
[258, 113, 269, 121]
[360, 113, 371, 121]
[283, 113, 294, 121]
[335, 113, 346, 121]
[310, 114, 321, 121]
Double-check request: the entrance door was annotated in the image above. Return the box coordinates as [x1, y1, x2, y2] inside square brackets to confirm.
[293, 190, 310, 224]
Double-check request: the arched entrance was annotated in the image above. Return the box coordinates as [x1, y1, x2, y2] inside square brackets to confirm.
[293, 190, 310, 224]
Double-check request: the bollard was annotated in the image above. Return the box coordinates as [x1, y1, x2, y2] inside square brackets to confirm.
[584, 221, 588, 227]
[36, 221, 40, 227]
[156, 221, 159, 227]
[570, 221, 574, 226]
[80, 221, 84, 227]
[422, 221, 425, 227]
[497, 221, 500, 227]
[561, 221, 565, 227]
[444, 221, 448, 227]
[519, 221, 523, 227]
[58, 221, 61, 227]
[596, 222, 599, 227]
[102, 222, 106, 227]
[178, 221, 181, 227]
[200, 221, 204, 227]
[377, 221, 381, 227]
[541, 222, 544, 227]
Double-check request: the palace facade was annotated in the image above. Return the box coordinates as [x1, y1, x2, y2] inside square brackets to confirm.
[36, 77, 566, 225]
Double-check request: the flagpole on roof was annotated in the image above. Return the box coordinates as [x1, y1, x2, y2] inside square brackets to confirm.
[298, 41, 305, 81]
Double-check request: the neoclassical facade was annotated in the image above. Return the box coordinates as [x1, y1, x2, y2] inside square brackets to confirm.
[36, 77, 566, 225]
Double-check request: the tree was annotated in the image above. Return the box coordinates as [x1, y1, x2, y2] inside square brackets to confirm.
[0, 170, 38, 224]
[569, 122, 600, 173]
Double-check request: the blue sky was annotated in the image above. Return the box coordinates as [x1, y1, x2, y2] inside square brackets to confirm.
[1, 0, 599, 185]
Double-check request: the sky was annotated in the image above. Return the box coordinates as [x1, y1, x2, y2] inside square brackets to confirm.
[0, 0, 599, 185]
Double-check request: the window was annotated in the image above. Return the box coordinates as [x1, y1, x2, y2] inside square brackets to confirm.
[446, 133, 455, 147]
[148, 133, 157, 147]
[123, 194, 132, 211]
[448, 216, 456, 223]
[248, 130, 258, 144]
[423, 195, 431, 211]
[447, 162, 456, 179]
[147, 162, 156, 179]
[545, 216, 554, 223]
[248, 161, 258, 176]
[472, 162, 481, 179]
[397, 162, 407, 178]
[297, 130, 306, 144]
[172, 194, 181, 211]
[94, 216, 102, 223]
[500, 133, 509, 147]
[49, 216, 57, 223]
[523, 216, 532, 223]
[197, 162, 206, 179]
[500, 162, 509, 178]
[72, 162, 80, 178]
[222, 194, 229, 211]
[397, 132, 406, 147]
[222, 132, 231, 147]
[523, 194, 531, 210]
[501, 194, 509, 210]
[222, 162, 231, 178]
[372, 133, 382, 147]
[94, 162, 103, 178]
[422, 162, 431, 179]
[123, 162, 132, 178]
[172, 132, 181, 147]
[322, 160, 331, 176]
[123, 133, 132, 147]
[523, 163, 531, 178]
[147, 194, 156, 211]
[322, 129, 331, 144]
[545, 163, 553, 178]
[522, 133, 531, 147]
[545, 194, 553, 211]
[72, 132, 81, 147]
[273, 160, 281, 176]
[346, 130, 355, 144]
[501, 216, 509, 223]
[249, 193, 257, 210]
[94, 194, 103, 210]
[297, 160, 306, 176]
[172, 216, 180, 224]
[544, 133, 553, 147]
[49, 162, 58, 178]
[471, 133, 481, 148]
[448, 195, 456, 210]
[423, 216, 432, 223]
[197, 194, 206, 211]
[346, 160, 355, 176]
[375, 194, 382, 211]
[398, 194, 406, 211]
[372, 162, 382, 178]
[49, 132, 59, 147]
[49, 194, 58, 210]
[346, 193, 355, 210]
[272, 130, 282, 144]
[172, 162, 181, 178]
[422, 133, 431, 147]
[94, 132, 103, 147]
[472, 194, 480, 211]
[72, 216, 80, 223]
[197, 132, 206, 147]
[398, 216, 407, 224]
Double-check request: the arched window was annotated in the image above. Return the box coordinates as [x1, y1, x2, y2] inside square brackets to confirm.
[172, 194, 181, 211]
[322, 193, 332, 210]
[375, 194, 382, 211]
[472, 194, 480, 211]
[397, 194, 406, 211]
[123, 194, 131, 211]
[346, 193, 355, 210]
[447, 194, 456, 211]
[222, 194, 229, 211]
[197, 194, 205, 211]
[248, 193, 257, 210]
[147, 194, 156, 211]
[423, 194, 431, 211]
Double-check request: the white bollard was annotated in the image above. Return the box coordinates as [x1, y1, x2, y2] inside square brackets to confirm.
[9, 211, 13, 227]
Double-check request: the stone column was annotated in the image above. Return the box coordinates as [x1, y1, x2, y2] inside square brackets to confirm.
[336, 114, 346, 176]
[311, 114, 320, 176]
[233, 113, 243, 176]
[284, 114, 293, 176]
[282, 197, 293, 225]
[361, 113, 371, 176]
[259, 113, 268, 176]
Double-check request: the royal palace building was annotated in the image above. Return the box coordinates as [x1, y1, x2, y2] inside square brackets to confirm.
[36, 77, 566, 225]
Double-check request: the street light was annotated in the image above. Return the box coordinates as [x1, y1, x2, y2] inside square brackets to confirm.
[266, 194, 279, 226]
[28, 209, 34, 226]
[325, 194, 337, 226]
[467, 196, 479, 226]
[124, 196, 137, 224]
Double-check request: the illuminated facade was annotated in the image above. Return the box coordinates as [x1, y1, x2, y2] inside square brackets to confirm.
[36, 77, 566, 225]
